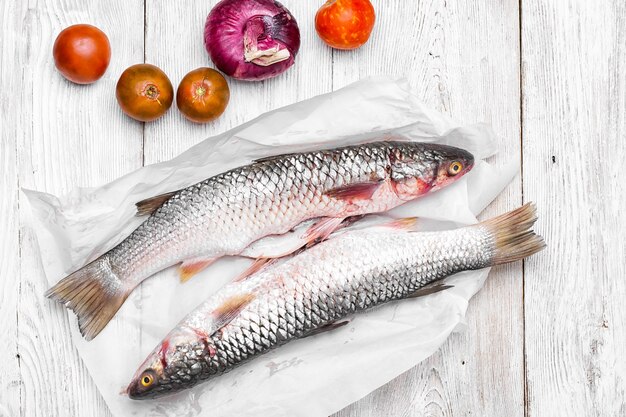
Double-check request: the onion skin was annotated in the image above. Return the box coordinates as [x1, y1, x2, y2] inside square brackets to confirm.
[204, 0, 300, 81]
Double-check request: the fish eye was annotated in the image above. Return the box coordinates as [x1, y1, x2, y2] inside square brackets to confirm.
[448, 161, 463, 176]
[140, 372, 154, 387]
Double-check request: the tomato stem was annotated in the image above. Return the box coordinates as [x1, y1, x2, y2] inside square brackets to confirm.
[144, 84, 160, 100]
[195, 84, 207, 98]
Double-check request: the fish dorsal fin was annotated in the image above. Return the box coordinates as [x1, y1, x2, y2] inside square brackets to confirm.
[407, 283, 454, 299]
[212, 293, 256, 332]
[135, 191, 177, 216]
[302, 320, 350, 338]
[253, 153, 298, 164]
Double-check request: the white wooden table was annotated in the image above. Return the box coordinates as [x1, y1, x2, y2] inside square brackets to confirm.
[1, 0, 625, 415]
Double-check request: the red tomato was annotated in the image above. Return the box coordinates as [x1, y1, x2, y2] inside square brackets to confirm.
[115, 64, 174, 122]
[176, 68, 230, 123]
[315, 0, 376, 50]
[53, 24, 111, 84]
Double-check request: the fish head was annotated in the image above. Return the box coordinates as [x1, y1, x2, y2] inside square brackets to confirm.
[126, 326, 209, 399]
[389, 144, 474, 199]
[430, 145, 474, 191]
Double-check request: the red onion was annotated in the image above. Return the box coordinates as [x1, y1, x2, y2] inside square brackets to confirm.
[204, 0, 301, 81]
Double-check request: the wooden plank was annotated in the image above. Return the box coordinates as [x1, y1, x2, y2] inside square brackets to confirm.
[332, 0, 523, 415]
[0, 2, 22, 415]
[12, 0, 145, 415]
[522, 1, 626, 416]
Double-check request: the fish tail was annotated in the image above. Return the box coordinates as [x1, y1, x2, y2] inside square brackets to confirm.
[479, 203, 546, 265]
[45, 256, 131, 341]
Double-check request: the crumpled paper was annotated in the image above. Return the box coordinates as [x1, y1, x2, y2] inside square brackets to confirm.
[23, 77, 517, 417]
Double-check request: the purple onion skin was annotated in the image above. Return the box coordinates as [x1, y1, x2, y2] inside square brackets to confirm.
[204, 0, 301, 81]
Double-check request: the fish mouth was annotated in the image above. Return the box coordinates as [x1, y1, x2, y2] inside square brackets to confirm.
[124, 381, 139, 399]
[462, 159, 475, 175]
[119, 385, 130, 396]
[464, 153, 475, 171]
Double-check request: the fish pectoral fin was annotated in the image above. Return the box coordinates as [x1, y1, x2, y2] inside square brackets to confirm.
[233, 257, 277, 282]
[238, 216, 347, 278]
[135, 191, 177, 216]
[235, 216, 348, 283]
[179, 257, 218, 283]
[324, 181, 383, 201]
[407, 283, 454, 299]
[212, 293, 256, 331]
[303, 320, 350, 338]
[377, 217, 420, 232]
[304, 217, 346, 246]
[240, 218, 319, 259]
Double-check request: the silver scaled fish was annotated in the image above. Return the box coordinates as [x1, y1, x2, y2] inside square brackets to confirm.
[126, 203, 544, 399]
[46, 141, 474, 340]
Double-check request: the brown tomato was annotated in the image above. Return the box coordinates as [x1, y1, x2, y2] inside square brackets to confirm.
[116, 64, 174, 122]
[176, 68, 230, 123]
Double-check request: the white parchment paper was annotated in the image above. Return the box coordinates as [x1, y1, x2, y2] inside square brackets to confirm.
[23, 77, 517, 417]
